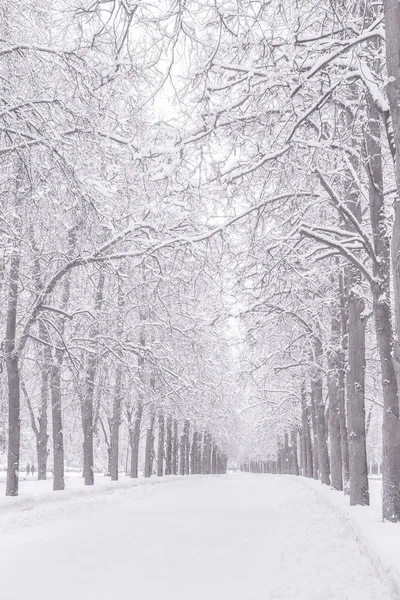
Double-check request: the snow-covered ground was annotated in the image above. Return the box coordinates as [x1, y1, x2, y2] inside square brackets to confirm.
[0, 473, 396, 599]
[302, 476, 400, 597]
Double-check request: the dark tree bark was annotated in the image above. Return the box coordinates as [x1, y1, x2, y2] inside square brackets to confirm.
[165, 415, 172, 475]
[338, 272, 350, 494]
[328, 311, 343, 491]
[144, 411, 155, 478]
[110, 363, 123, 481]
[365, 89, 400, 519]
[191, 430, 198, 474]
[290, 430, 299, 476]
[179, 422, 185, 476]
[310, 388, 319, 480]
[81, 270, 105, 486]
[172, 419, 178, 475]
[346, 288, 369, 506]
[129, 401, 143, 478]
[157, 411, 164, 477]
[184, 420, 190, 475]
[110, 275, 125, 481]
[211, 443, 217, 474]
[22, 377, 49, 481]
[50, 360, 65, 491]
[312, 336, 330, 485]
[5, 227, 21, 496]
[301, 385, 313, 478]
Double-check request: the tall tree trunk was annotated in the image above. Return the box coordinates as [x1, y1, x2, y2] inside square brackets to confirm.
[5, 228, 21, 496]
[338, 272, 350, 494]
[165, 415, 172, 475]
[50, 362, 65, 491]
[48, 231, 75, 492]
[365, 89, 400, 520]
[184, 420, 190, 475]
[172, 419, 178, 475]
[312, 335, 330, 485]
[110, 363, 123, 481]
[291, 430, 299, 476]
[346, 288, 369, 506]
[157, 411, 164, 477]
[36, 361, 49, 481]
[382, 5, 400, 403]
[129, 401, 143, 478]
[212, 443, 217, 474]
[110, 275, 125, 481]
[310, 388, 319, 479]
[144, 412, 155, 478]
[328, 311, 343, 491]
[190, 430, 198, 474]
[81, 270, 105, 486]
[179, 422, 185, 476]
[301, 385, 313, 478]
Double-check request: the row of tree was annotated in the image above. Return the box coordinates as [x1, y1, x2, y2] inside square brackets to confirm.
[3, 0, 400, 526]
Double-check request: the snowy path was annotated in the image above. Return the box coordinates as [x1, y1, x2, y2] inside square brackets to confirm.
[0, 474, 394, 600]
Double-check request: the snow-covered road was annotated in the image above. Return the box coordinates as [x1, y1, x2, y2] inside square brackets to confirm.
[0, 474, 394, 600]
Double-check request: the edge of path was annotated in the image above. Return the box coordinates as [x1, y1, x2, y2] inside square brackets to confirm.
[0, 474, 222, 535]
[298, 475, 400, 599]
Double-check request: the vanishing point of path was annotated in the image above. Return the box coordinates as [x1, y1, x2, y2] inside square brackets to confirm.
[0, 474, 393, 600]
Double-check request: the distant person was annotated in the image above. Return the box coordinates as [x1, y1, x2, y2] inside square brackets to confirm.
[31, 464, 35, 477]
[26, 463, 30, 476]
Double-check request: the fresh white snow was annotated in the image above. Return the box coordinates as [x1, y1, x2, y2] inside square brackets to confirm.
[0, 473, 396, 600]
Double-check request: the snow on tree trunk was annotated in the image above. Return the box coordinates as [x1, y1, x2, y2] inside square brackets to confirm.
[365, 89, 400, 520]
[338, 272, 350, 494]
[328, 312, 343, 491]
[346, 289, 369, 506]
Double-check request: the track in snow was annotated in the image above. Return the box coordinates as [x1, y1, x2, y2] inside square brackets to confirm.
[0, 474, 393, 599]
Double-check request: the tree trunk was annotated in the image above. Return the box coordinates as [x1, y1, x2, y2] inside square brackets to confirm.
[36, 360, 49, 481]
[172, 419, 178, 475]
[110, 276, 125, 481]
[301, 385, 313, 478]
[179, 422, 185, 476]
[157, 411, 164, 477]
[365, 89, 400, 520]
[81, 271, 105, 486]
[129, 400, 142, 478]
[50, 363, 65, 491]
[165, 415, 172, 475]
[310, 388, 319, 479]
[191, 430, 198, 474]
[5, 236, 21, 497]
[144, 412, 155, 478]
[346, 289, 369, 506]
[312, 336, 330, 485]
[338, 271, 350, 494]
[328, 312, 343, 491]
[110, 363, 123, 481]
[291, 430, 299, 476]
[184, 420, 190, 475]
[212, 444, 217, 474]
